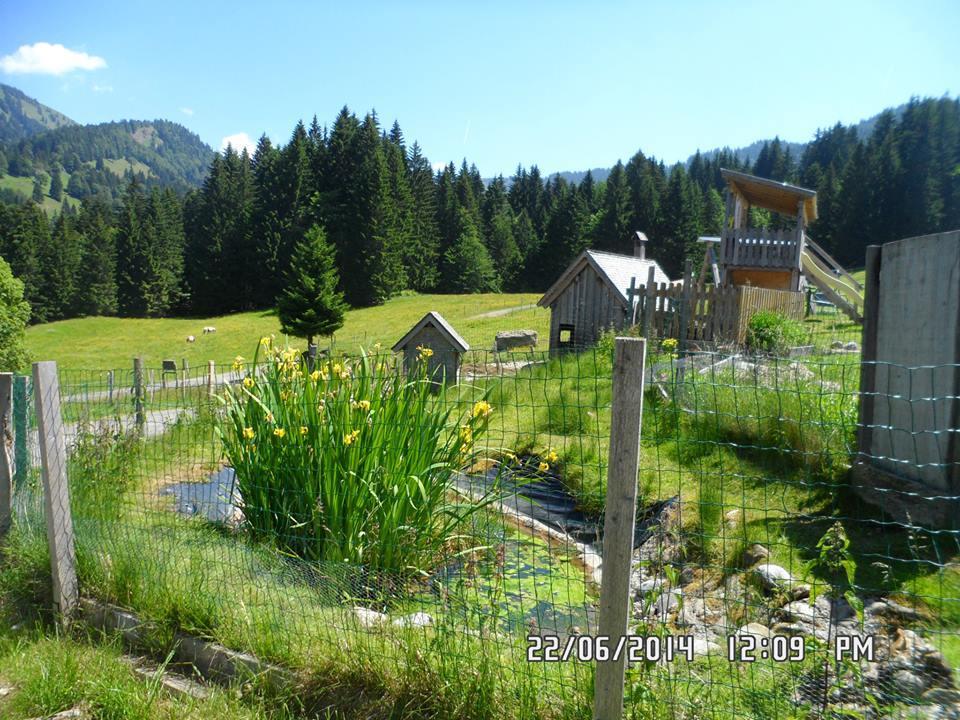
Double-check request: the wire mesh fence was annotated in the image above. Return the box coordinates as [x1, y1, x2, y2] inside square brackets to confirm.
[4, 337, 960, 719]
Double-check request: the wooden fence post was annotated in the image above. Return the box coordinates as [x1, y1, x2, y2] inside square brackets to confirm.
[133, 357, 145, 430]
[678, 259, 693, 351]
[13, 375, 27, 489]
[641, 266, 656, 340]
[857, 245, 882, 458]
[107, 370, 114, 404]
[0, 373, 12, 537]
[207, 360, 216, 399]
[594, 337, 647, 720]
[33, 361, 78, 622]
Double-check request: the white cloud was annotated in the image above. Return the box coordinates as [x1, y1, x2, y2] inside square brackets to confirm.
[180, 107, 194, 116]
[431, 161, 447, 173]
[220, 132, 256, 155]
[0, 42, 107, 75]
[91, 83, 113, 93]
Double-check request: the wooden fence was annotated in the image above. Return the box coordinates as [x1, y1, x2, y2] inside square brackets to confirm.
[638, 281, 805, 346]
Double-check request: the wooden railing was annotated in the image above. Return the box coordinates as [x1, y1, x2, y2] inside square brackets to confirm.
[720, 227, 802, 270]
[637, 281, 805, 345]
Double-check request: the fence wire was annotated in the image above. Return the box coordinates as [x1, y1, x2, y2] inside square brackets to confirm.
[5, 339, 960, 720]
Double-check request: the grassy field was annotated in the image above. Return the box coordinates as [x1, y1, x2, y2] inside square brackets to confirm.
[26, 292, 549, 372]
[0, 173, 80, 213]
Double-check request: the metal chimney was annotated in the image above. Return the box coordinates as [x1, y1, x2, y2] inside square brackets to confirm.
[634, 231, 648, 260]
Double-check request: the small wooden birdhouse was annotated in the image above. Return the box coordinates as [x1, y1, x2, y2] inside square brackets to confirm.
[392, 311, 470, 385]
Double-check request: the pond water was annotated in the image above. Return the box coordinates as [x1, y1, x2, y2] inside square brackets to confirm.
[162, 463, 601, 635]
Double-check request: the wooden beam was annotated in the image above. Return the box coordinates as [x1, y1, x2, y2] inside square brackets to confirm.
[593, 338, 646, 720]
[0, 373, 11, 538]
[33, 361, 78, 622]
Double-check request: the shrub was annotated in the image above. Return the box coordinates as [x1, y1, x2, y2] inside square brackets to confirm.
[219, 340, 495, 579]
[68, 421, 141, 520]
[745, 310, 806, 355]
[0, 255, 30, 371]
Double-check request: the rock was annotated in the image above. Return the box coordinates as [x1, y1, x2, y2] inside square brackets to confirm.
[691, 636, 720, 657]
[753, 563, 793, 591]
[678, 565, 695, 586]
[392, 612, 433, 628]
[866, 598, 922, 624]
[844, 341, 860, 352]
[675, 597, 706, 628]
[924, 688, 960, 706]
[737, 623, 771, 640]
[740, 544, 770, 567]
[632, 575, 665, 598]
[0, 686, 11, 698]
[354, 606, 388, 628]
[890, 668, 928, 699]
[771, 622, 810, 637]
[788, 584, 811, 601]
[831, 340, 845, 349]
[724, 508, 741, 527]
[494, 330, 538, 352]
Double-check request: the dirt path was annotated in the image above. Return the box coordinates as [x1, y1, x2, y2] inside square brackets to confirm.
[467, 303, 538, 320]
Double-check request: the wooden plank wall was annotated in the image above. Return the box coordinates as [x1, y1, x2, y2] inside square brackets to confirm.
[638, 284, 804, 345]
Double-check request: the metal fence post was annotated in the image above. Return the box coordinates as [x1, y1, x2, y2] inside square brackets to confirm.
[33, 361, 78, 623]
[13, 375, 27, 489]
[0, 373, 12, 537]
[133, 357, 145, 430]
[594, 337, 647, 720]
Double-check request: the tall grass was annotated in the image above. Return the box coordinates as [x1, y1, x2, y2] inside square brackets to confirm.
[219, 341, 497, 578]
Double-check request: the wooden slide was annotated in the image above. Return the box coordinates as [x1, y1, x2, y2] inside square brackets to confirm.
[800, 234, 864, 323]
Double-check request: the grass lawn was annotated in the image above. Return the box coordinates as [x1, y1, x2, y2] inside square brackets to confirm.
[0, 173, 79, 213]
[26, 292, 549, 372]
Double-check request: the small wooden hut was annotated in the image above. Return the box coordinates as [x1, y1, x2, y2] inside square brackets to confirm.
[392, 311, 469, 384]
[537, 233, 670, 354]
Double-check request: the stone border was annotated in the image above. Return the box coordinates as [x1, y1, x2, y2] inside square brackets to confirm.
[79, 598, 292, 690]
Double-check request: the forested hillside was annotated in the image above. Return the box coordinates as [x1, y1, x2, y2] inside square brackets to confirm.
[0, 100, 213, 202]
[0, 83, 76, 143]
[0, 96, 957, 324]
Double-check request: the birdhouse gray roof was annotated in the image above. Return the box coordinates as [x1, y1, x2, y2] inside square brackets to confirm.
[537, 249, 671, 309]
[392, 311, 470, 353]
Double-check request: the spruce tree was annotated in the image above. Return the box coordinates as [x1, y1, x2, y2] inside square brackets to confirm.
[49, 163, 64, 201]
[31, 177, 43, 203]
[277, 225, 347, 346]
[0, 256, 30, 371]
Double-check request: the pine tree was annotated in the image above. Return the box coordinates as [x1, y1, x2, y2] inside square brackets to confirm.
[75, 196, 118, 315]
[31, 177, 43, 203]
[441, 210, 499, 293]
[277, 225, 347, 346]
[49, 163, 64, 201]
[594, 161, 631, 252]
[405, 142, 441, 290]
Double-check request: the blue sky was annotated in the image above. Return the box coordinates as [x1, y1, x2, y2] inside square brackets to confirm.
[1, 0, 957, 177]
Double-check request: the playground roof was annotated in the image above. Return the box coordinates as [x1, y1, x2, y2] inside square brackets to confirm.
[721, 168, 818, 221]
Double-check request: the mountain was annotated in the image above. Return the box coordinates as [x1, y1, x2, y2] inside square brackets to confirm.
[0, 84, 214, 205]
[0, 83, 77, 143]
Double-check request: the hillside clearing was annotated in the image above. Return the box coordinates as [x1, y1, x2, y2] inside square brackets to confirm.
[26, 292, 549, 371]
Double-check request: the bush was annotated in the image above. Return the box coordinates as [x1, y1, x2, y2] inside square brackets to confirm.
[68, 422, 141, 520]
[219, 340, 495, 579]
[745, 310, 806, 355]
[0, 255, 30, 371]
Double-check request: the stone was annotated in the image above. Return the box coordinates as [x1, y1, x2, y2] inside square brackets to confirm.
[0, 686, 11, 698]
[831, 340, 845, 349]
[771, 622, 810, 637]
[494, 330, 538, 353]
[753, 563, 793, 591]
[924, 688, 960, 706]
[844, 341, 860, 352]
[740, 544, 770, 567]
[737, 623, 771, 640]
[632, 576, 664, 598]
[866, 598, 922, 623]
[392, 612, 433, 628]
[691, 636, 720, 657]
[788, 584, 811, 601]
[675, 597, 706, 628]
[678, 565, 695, 586]
[890, 668, 928, 699]
[354, 606, 388, 628]
[724, 508, 741, 527]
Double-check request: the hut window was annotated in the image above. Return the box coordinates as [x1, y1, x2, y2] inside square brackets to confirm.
[559, 324, 574, 346]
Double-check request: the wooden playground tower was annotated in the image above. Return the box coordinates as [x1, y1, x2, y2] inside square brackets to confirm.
[699, 169, 864, 322]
